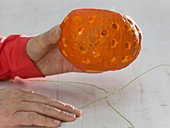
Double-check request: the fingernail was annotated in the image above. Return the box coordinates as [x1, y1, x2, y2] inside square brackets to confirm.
[53, 120, 60, 125]
[54, 26, 61, 41]
[74, 109, 82, 116]
[68, 113, 76, 118]
[29, 91, 34, 93]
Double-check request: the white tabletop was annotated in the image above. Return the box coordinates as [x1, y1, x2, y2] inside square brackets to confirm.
[0, 0, 170, 128]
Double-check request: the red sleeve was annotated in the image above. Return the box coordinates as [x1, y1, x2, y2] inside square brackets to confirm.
[0, 34, 44, 80]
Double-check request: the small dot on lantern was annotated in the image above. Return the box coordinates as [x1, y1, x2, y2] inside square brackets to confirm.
[63, 38, 67, 47]
[111, 39, 118, 48]
[101, 29, 108, 37]
[62, 50, 68, 57]
[125, 41, 131, 49]
[79, 46, 86, 53]
[82, 58, 90, 64]
[121, 56, 129, 63]
[125, 23, 131, 31]
[110, 57, 116, 62]
[112, 22, 119, 30]
[78, 27, 85, 35]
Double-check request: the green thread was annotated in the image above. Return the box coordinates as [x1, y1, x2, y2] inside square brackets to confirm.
[110, 64, 170, 96]
[28, 80, 108, 94]
[105, 97, 135, 128]
[79, 97, 106, 109]
[26, 64, 170, 128]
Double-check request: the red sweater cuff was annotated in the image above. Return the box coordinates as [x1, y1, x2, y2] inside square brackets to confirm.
[3, 35, 44, 79]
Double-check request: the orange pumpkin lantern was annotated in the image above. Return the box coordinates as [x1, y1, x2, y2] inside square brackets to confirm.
[58, 9, 142, 73]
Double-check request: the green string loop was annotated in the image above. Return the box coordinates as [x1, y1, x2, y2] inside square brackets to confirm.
[26, 64, 170, 128]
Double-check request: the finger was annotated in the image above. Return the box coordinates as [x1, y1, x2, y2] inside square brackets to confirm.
[18, 102, 76, 122]
[27, 25, 61, 56]
[12, 112, 60, 127]
[23, 92, 82, 117]
[38, 25, 62, 48]
[13, 76, 24, 83]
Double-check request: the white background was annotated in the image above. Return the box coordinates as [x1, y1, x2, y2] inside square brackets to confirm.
[0, 0, 170, 128]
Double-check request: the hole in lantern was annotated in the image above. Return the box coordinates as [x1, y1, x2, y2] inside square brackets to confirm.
[82, 58, 90, 64]
[92, 51, 101, 58]
[74, 16, 82, 23]
[111, 39, 118, 48]
[79, 46, 86, 53]
[112, 22, 119, 30]
[78, 27, 85, 35]
[125, 41, 131, 49]
[121, 56, 129, 63]
[62, 50, 68, 57]
[84, 70, 101, 73]
[127, 18, 133, 25]
[110, 57, 116, 62]
[101, 30, 108, 37]
[139, 33, 142, 43]
[133, 40, 138, 48]
[125, 23, 131, 31]
[63, 38, 67, 47]
[88, 16, 95, 23]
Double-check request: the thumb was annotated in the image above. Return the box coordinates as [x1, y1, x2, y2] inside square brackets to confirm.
[38, 25, 62, 48]
[26, 25, 61, 62]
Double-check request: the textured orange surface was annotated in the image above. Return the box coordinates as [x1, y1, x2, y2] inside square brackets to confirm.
[57, 9, 142, 72]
